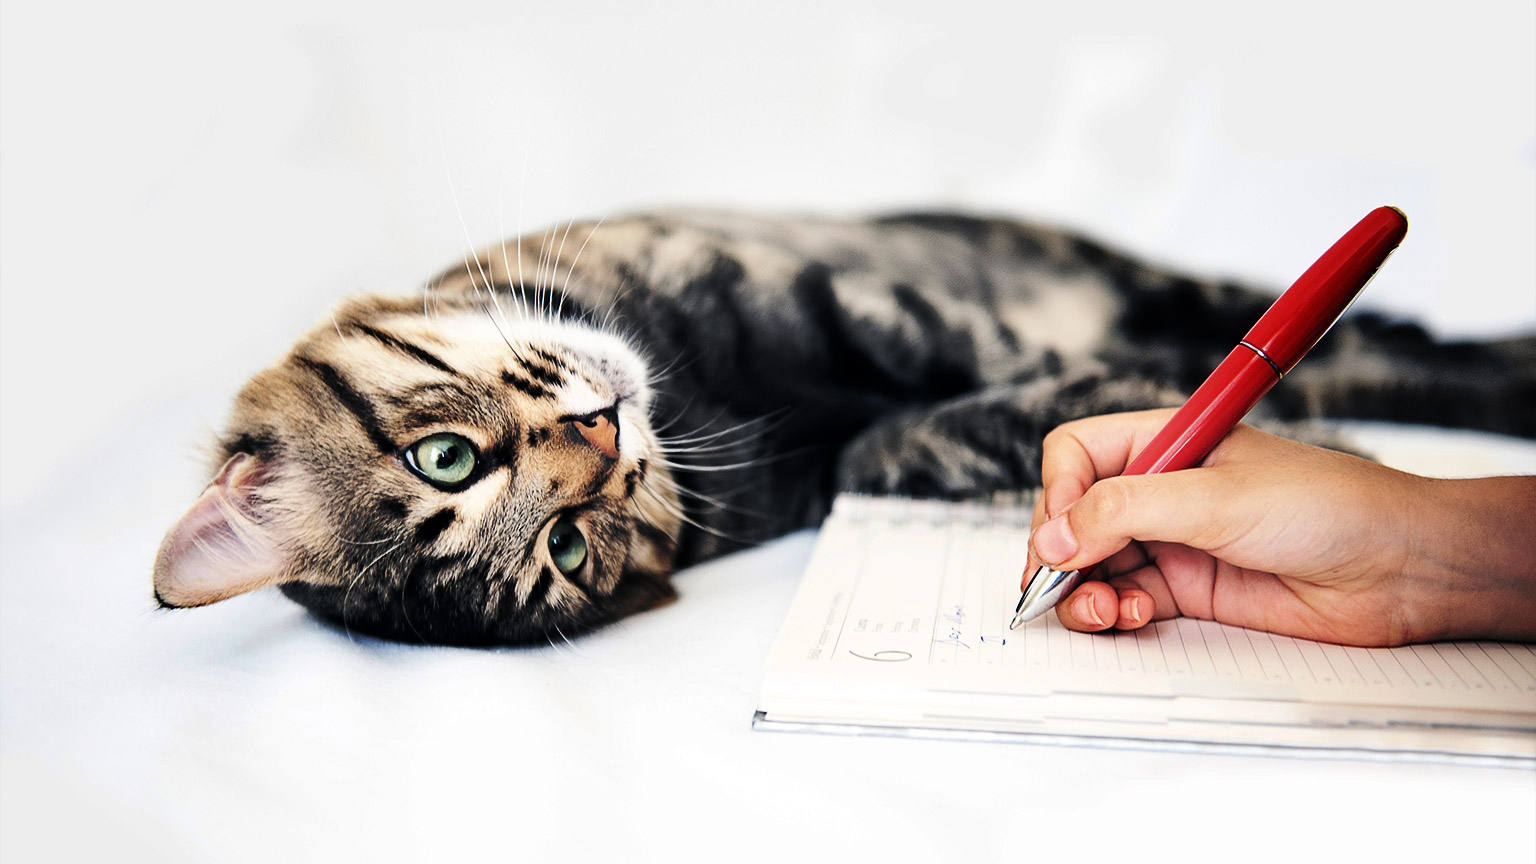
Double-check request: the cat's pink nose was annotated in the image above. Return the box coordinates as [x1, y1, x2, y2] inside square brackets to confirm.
[573, 412, 619, 459]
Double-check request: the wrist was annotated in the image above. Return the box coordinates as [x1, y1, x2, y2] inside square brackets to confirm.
[1402, 476, 1536, 643]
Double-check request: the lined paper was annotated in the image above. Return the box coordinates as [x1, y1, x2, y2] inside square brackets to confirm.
[757, 496, 1536, 761]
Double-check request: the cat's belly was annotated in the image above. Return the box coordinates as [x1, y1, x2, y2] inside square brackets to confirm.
[1000, 274, 1118, 358]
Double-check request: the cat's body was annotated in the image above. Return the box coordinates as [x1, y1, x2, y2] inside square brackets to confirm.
[153, 211, 1536, 645]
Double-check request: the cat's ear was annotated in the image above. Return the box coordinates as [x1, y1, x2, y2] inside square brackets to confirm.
[153, 453, 294, 608]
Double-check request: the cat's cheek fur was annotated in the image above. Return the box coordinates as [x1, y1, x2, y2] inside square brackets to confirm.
[153, 453, 294, 607]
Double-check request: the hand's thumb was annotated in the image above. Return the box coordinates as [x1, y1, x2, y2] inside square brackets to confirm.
[1031, 471, 1226, 572]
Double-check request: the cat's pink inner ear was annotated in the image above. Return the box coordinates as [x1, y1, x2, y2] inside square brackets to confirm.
[153, 453, 291, 608]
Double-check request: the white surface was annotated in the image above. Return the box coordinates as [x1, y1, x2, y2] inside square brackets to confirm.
[3, 1, 1535, 861]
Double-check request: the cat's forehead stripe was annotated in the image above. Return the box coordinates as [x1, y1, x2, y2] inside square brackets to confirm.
[518, 356, 565, 388]
[293, 356, 397, 454]
[500, 369, 554, 400]
[350, 324, 461, 377]
[530, 347, 572, 372]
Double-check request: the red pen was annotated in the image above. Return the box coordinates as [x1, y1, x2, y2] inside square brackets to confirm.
[1009, 206, 1410, 629]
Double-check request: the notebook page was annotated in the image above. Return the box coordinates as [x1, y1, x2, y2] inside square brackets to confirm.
[761, 496, 1536, 727]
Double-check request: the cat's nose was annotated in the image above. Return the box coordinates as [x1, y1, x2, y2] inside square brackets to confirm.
[572, 410, 619, 459]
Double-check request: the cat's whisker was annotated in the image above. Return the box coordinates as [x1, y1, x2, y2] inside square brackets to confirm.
[657, 409, 786, 447]
[441, 140, 505, 326]
[653, 449, 804, 473]
[645, 470, 727, 504]
[395, 547, 429, 644]
[515, 159, 530, 322]
[654, 416, 787, 465]
[329, 530, 398, 546]
[550, 214, 578, 322]
[544, 622, 580, 658]
[553, 623, 587, 655]
[643, 472, 766, 517]
[640, 335, 712, 385]
[648, 397, 713, 436]
[492, 320, 546, 385]
[656, 443, 757, 458]
[340, 538, 405, 643]
[636, 479, 742, 543]
[496, 169, 526, 323]
[535, 222, 558, 321]
[559, 211, 610, 310]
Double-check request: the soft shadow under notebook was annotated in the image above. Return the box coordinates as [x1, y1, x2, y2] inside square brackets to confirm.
[754, 495, 1536, 766]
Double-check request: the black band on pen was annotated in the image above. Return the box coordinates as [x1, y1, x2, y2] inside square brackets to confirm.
[1238, 341, 1284, 380]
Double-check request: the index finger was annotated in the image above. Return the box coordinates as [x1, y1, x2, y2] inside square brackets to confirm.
[1039, 409, 1181, 521]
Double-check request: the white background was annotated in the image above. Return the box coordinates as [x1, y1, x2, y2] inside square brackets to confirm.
[2, 1, 1533, 862]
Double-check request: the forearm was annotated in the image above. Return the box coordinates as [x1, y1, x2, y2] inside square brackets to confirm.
[1406, 475, 1536, 643]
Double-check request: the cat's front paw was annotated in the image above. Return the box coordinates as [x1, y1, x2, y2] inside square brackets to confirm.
[833, 409, 1039, 499]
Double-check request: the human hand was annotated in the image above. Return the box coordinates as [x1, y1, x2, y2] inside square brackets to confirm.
[1025, 410, 1536, 646]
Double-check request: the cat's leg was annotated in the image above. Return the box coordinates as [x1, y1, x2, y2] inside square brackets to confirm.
[833, 372, 1181, 498]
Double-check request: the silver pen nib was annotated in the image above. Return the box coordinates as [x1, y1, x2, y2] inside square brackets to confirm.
[1008, 564, 1083, 630]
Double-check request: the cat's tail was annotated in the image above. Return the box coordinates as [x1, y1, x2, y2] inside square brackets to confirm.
[1262, 315, 1536, 438]
[1089, 245, 1536, 439]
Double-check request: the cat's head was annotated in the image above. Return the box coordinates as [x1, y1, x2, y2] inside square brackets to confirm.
[153, 292, 682, 645]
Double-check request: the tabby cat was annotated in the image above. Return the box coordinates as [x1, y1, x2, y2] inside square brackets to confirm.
[152, 211, 1535, 645]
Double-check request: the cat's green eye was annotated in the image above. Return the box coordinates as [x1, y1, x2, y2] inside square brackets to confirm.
[547, 517, 588, 575]
[406, 433, 477, 487]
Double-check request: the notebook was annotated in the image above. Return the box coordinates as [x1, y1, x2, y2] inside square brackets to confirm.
[754, 495, 1536, 765]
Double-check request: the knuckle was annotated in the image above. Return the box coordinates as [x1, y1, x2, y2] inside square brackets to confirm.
[1085, 478, 1135, 526]
[1041, 424, 1071, 451]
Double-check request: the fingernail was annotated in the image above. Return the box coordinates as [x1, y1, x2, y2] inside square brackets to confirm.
[1074, 593, 1103, 628]
[1032, 515, 1077, 565]
[1128, 596, 1143, 622]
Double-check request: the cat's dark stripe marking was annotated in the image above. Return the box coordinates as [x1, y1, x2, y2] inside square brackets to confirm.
[524, 566, 554, 609]
[581, 463, 616, 498]
[294, 356, 396, 455]
[527, 427, 552, 447]
[891, 282, 979, 396]
[681, 254, 753, 390]
[531, 348, 571, 372]
[993, 320, 1022, 353]
[399, 409, 454, 429]
[226, 431, 278, 459]
[485, 436, 521, 481]
[622, 459, 648, 499]
[872, 211, 993, 244]
[1040, 348, 1064, 376]
[353, 324, 460, 376]
[414, 508, 456, 545]
[379, 498, 409, 520]
[787, 263, 910, 403]
[519, 358, 566, 387]
[500, 369, 554, 400]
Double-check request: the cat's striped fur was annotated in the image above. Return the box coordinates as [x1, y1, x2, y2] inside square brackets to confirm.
[154, 211, 1536, 645]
